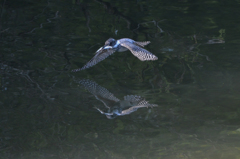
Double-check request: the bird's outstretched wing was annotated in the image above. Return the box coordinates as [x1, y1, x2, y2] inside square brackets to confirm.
[120, 41, 158, 61]
[72, 49, 116, 72]
[79, 79, 120, 108]
[124, 95, 158, 107]
[124, 95, 144, 103]
[120, 95, 157, 115]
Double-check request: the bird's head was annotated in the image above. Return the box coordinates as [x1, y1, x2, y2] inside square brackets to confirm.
[95, 38, 117, 53]
[103, 38, 117, 49]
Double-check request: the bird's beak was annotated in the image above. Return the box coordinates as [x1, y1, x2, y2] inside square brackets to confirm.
[103, 45, 112, 49]
[95, 45, 112, 54]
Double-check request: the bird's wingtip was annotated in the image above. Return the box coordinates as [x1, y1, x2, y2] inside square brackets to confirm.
[71, 68, 81, 72]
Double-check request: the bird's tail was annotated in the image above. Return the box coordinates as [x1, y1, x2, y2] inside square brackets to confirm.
[135, 41, 151, 47]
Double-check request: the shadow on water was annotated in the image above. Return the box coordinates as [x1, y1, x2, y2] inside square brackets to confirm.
[1, 0, 240, 158]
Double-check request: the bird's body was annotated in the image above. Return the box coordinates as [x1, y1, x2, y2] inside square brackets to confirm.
[72, 38, 158, 72]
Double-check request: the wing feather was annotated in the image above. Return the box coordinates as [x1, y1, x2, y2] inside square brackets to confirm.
[79, 79, 120, 108]
[120, 42, 158, 61]
[135, 41, 150, 47]
[72, 49, 116, 72]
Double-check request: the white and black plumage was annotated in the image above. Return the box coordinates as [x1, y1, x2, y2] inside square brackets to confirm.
[72, 38, 158, 72]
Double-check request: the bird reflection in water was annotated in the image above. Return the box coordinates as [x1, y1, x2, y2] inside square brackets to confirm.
[79, 79, 157, 119]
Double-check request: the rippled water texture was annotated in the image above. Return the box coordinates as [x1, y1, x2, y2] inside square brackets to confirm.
[1, 0, 240, 158]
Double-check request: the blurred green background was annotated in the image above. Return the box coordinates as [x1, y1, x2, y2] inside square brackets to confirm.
[1, 0, 240, 158]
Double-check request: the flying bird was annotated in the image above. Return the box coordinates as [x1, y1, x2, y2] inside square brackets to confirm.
[72, 38, 158, 72]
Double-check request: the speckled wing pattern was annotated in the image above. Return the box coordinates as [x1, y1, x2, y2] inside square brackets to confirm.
[121, 95, 158, 115]
[79, 79, 120, 108]
[124, 95, 158, 107]
[120, 41, 158, 61]
[135, 41, 151, 47]
[72, 49, 116, 72]
[124, 95, 144, 103]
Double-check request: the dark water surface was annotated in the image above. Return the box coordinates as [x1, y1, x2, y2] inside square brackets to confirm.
[1, 0, 240, 158]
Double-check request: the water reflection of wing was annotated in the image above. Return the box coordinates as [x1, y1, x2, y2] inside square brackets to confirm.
[124, 95, 143, 103]
[79, 79, 120, 108]
[121, 95, 158, 115]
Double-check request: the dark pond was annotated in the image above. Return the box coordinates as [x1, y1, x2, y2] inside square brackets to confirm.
[1, 0, 240, 158]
